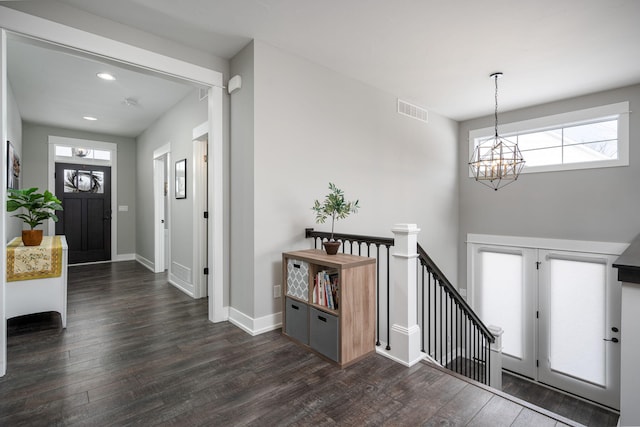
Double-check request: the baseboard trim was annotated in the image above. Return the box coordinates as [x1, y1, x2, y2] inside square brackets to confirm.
[136, 255, 154, 272]
[168, 274, 194, 298]
[228, 307, 282, 336]
[113, 253, 136, 262]
[376, 344, 426, 367]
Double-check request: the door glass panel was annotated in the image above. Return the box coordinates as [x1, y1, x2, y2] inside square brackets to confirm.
[64, 169, 104, 193]
[64, 169, 77, 192]
[479, 251, 523, 359]
[91, 171, 105, 194]
[548, 258, 606, 386]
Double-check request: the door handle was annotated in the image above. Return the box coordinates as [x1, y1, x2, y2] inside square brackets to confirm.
[603, 337, 619, 343]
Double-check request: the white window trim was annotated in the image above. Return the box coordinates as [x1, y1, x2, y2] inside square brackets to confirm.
[468, 102, 630, 175]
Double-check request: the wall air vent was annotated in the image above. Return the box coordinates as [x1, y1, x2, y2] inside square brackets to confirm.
[397, 99, 428, 123]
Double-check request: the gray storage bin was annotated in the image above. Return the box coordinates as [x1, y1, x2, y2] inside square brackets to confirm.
[286, 259, 309, 302]
[285, 297, 309, 344]
[309, 307, 339, 362]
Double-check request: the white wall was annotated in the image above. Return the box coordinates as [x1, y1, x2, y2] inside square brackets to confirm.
[136, 89, 207, 282]
[229, 41, 255, 316]
[458, 84, 640, 289]
[230, 41, 459, 323]
[6, 81, 22, 242]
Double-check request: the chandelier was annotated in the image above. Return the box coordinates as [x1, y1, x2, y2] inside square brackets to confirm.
[469, 72, 525, 191]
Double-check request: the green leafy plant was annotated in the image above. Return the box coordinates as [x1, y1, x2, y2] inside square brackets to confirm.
[312, 182, 359, 241]
[7, 187, 63, 229]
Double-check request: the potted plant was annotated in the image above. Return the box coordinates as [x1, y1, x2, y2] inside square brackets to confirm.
[312, 182, 359, 255]
[7, 187, 63, 246]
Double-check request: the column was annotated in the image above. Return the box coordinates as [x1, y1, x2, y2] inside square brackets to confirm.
[488, 325, 503, 390]
[378, 224, 424, 367]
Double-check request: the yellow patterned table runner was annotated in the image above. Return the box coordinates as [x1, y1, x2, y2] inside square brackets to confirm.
[7, 236, 63, 282]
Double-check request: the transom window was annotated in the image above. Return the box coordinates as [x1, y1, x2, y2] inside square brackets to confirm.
[55, 145, 111, 163]
[469, 102, 629, 174]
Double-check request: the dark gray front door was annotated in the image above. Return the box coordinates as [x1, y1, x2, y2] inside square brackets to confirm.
[55, 162, 112, 264]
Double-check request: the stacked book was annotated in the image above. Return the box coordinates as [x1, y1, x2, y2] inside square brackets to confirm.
[312, 269, 339, 310]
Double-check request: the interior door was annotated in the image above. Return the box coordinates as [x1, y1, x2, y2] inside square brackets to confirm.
[538, 250, 621, 409]
[55, 162, 111, 264]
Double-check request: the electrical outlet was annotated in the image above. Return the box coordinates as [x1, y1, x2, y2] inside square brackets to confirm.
[274, 285, 281, 298]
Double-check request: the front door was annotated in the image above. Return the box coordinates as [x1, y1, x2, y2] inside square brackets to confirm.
[538, 250, 621, 409]
[472, 243, 621, 409]
[55, 162, 111, 264]
[474, 246, 537, 379]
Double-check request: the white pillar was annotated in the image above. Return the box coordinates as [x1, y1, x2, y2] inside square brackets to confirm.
[488, 325, 503, 390]
[377, 224, 424, 367]
[620, 282, 640, 426]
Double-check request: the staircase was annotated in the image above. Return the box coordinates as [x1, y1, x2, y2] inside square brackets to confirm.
[306, 227, 496, 386]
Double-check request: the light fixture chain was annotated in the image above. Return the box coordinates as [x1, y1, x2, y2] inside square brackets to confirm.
[494, 74, 499, 138]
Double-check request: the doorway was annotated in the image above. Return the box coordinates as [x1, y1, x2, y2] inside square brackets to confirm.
[55, 162, 112, 264]
[469, 235, 623, 409]
[153, 145, 170, 274]
[0, 11, 226, 378]
[193, 123, 209, 299]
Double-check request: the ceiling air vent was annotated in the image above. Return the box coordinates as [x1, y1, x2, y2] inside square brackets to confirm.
[397, 99, 428, 123]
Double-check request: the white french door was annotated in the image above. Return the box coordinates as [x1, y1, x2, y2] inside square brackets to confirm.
[469, 237, 622, 410]
[538, 250, 620, 409]
[473, 247, 537, 378]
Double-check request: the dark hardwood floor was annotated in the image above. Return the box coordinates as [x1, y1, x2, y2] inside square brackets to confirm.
[502, 372, 619, 427]
[2, 261, 578, 426]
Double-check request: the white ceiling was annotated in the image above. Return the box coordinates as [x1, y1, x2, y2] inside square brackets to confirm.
[5, 0, 640, 134]
[7, 36, 197, 138]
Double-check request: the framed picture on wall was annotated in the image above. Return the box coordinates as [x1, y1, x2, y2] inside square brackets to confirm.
[7, 141, 20, 189]
[175, 158, 187, 199]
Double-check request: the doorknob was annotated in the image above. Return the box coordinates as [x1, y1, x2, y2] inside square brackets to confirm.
[603, 337, 619, 343]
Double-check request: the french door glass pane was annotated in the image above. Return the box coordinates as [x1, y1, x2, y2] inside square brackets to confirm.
[548, 258, 606, 386]
[480, 251, 523, 359]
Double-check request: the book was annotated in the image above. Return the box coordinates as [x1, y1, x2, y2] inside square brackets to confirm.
[314, 269, 339, 310]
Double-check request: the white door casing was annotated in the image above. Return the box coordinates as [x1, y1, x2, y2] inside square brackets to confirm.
[1, 29, 8, 376]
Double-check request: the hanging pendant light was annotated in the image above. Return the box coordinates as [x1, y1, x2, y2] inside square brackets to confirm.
[469, 72, 525, 191]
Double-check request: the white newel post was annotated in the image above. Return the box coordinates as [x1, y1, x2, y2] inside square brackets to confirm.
[488, 325, 503, 390]
[378, 224, 424, 367]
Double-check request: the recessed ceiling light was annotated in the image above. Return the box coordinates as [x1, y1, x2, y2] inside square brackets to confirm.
[123, 97, 139, 107]
[83, 116, 98, 121]
[96, 72, 116, 81]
